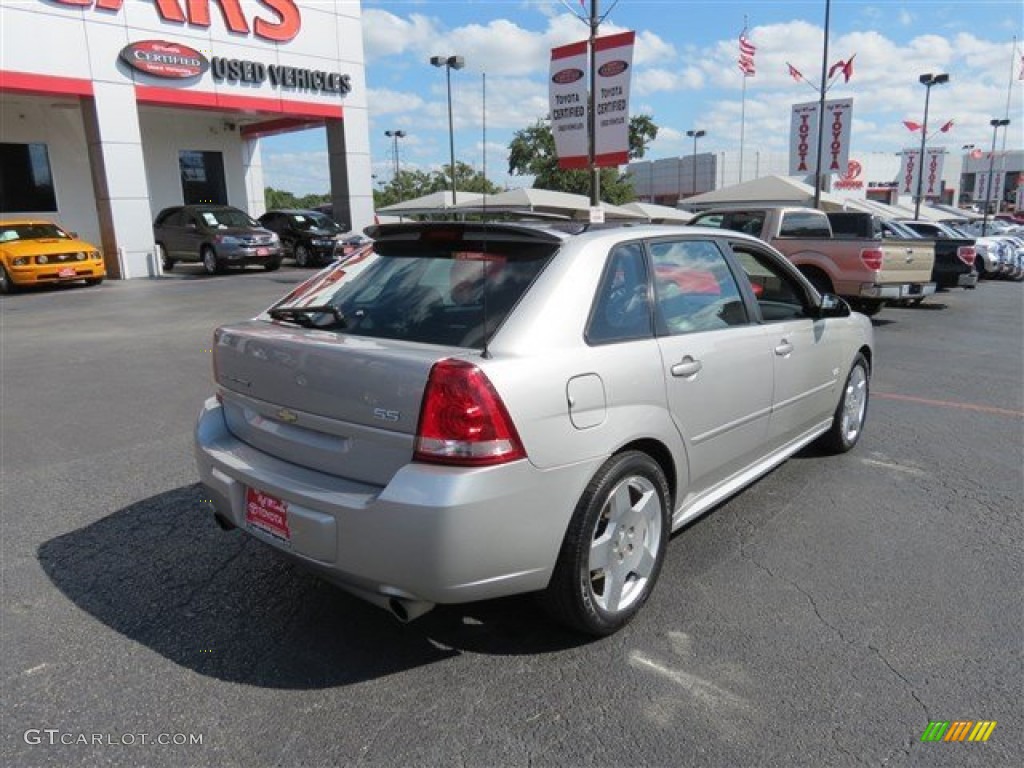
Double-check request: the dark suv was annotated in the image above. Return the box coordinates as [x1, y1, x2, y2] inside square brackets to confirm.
[258, 209, 345, 267]
[154, 205, 282, 274]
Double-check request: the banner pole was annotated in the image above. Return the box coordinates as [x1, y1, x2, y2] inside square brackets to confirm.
[589, 0, 600, 207]
[813, 0, 831, 209]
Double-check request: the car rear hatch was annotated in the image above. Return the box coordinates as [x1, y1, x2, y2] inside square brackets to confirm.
[213, 222, 563, 487]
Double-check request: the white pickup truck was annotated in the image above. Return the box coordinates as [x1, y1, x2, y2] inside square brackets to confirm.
[689, 207, 936, 316]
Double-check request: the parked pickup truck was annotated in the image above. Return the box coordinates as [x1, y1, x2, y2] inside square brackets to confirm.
[689, 207, 936, 316]
[826, 212, 977, 295]
[893, 219, 978, 289]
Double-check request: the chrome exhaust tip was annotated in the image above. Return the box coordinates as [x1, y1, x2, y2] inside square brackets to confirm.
[387, 597, 435, 623]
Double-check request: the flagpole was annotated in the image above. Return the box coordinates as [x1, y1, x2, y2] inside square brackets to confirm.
[739, 14, 749, 184]
[813, 0, 831, 210]
[739, 74, 747, 184]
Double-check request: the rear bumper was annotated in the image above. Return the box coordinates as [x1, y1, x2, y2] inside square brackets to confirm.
[194, 397, 599, 606]
[856, 282, 936, 299]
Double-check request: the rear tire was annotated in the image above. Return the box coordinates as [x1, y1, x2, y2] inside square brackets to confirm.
[541, 450, 670, 636]
[818, 353, 870, 454]
[294, 244, 311, 268]
[202, 246, 222, 275]
[84, 277, 104, 286]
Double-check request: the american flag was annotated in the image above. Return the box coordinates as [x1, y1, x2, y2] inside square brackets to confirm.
[738, 31, 756, 76]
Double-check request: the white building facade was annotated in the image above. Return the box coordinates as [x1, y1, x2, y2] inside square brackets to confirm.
[0, 0, 371, 278]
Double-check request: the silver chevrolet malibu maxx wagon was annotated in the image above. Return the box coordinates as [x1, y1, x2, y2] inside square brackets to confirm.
[195, 221, 874, 635]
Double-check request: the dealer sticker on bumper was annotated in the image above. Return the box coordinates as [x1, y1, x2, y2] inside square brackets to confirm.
[245, 487, 291, 542]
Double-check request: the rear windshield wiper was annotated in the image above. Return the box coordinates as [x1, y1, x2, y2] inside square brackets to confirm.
[268, 305, 347, 329]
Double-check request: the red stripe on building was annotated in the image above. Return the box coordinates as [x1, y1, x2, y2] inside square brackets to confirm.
[0, 70, 94, 97]
[134, 85, 343, 119]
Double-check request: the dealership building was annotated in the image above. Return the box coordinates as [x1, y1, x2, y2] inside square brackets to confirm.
[0, 0, 371, 279]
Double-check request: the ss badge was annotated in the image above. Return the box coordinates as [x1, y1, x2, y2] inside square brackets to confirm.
[373, 408, 400, 422]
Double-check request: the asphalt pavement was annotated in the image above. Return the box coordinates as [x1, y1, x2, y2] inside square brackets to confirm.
[2, 266, 1021, 767]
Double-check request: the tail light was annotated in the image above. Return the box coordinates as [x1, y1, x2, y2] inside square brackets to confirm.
[414, 359, 526, 466]
[860, 248, 884, 271]
[957, 246, 976, 266]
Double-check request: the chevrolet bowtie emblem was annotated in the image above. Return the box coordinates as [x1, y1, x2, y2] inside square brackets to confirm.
[277, 409, 298, 424]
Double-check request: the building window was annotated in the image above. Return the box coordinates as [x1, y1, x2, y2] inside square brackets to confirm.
[178, 150, 227, 206]
[0, 142, 58, 213]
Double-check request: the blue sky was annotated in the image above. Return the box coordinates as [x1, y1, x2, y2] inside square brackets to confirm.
[262, 0, 1024, 195]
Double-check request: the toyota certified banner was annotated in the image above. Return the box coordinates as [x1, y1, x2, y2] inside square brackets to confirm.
[549, 41, 589, 169]
[899, 147, 946, 197]
[593, 31, 635, 167]
[549, 31, 635, 169]
[788, 98, 854, 176]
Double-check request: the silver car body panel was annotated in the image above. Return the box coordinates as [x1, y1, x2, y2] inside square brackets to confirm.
[195, 223, 874, 609]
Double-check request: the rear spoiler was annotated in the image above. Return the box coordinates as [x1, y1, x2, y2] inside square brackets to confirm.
[365, 221, 568, 245]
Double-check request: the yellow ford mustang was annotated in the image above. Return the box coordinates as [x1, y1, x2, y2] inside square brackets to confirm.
[0, 219, 106, 293]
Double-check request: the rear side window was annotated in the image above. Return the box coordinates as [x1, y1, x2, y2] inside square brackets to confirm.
[587, 243, 653, 344]
[271, 241, 554, 349]
[779, 211, 830, 238]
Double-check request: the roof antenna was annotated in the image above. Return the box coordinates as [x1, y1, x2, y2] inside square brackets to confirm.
[481, 69, 492, 359]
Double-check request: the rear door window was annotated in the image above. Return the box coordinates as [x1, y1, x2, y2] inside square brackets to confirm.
[649, 239, 749, 334]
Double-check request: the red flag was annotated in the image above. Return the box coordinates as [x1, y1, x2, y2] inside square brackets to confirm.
[939, 119, 954, 133]
[828, 54, 856, 83]
[739, 34, 756, 57]
[787, 63, 804, 81]
[903, 121, 922, 131]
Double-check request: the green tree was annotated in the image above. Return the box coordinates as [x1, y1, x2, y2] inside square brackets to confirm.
[506, 115, 658, 204]
[373, 162, 502, 209]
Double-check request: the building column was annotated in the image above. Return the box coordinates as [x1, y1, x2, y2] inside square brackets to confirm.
[81, 82, 156, 279]
[326, 109, 373, 232]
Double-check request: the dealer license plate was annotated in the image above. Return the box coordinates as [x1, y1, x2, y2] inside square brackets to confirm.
[245, 487, 291, 542]
[58, 267, 77, 278]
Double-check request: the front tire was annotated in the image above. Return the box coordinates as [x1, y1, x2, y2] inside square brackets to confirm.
[264, 257, 282, 272]
[84, 277, 104, 286]
[818, 353, 870, 454]
[201, 246, 222, 275]
[294, 244, 311, 268]
[0, 264, 16, 294]
[541, 450, 670, 636]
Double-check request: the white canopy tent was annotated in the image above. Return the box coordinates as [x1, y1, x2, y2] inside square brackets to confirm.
[376, 190, 484, 216]
[452, 188, 646, 221]
[679, 175, 853, 212]
[622, 201, 694, 223]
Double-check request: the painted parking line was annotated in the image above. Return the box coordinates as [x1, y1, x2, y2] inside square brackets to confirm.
[874, 392, 1024, 418]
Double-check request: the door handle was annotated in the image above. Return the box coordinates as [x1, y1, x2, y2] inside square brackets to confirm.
[774, 340, 794, 356]
[671, 356, 702, 377]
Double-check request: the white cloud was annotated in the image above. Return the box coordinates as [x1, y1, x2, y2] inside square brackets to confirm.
[362, 11, 441, 61]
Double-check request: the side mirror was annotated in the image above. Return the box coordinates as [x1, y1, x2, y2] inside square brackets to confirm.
[816, 293, 850, 318]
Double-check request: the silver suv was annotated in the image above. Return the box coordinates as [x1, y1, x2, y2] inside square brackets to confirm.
[195, 222, 874, 635]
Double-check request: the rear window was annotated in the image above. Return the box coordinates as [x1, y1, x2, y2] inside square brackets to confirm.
[270, 240, 555, 348]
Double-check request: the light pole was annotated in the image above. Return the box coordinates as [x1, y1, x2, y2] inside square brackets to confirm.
[981, 118, 1011, 236]
[686, 129, 705, 197]
[913, 72, 949, 220]
[430, 55, 464, 204]
[384, 130, 406, 180]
